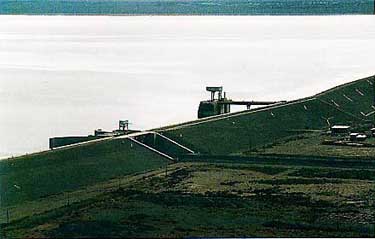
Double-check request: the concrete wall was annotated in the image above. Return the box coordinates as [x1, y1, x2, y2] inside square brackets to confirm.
[49, 136, 102, 149]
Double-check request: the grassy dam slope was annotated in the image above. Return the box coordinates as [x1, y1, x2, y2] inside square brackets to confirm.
[0, 138, 168, 208]
[2, 75, 375, 237]
[159, 76, 374, 155]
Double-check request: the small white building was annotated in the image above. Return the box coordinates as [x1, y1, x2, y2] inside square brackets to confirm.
[331, 125, 350, 135]
[349, 133, 367, 142]
[356, 134, 367, 142]
[370, 128, 375, 137]
[349, 133, 359, 141]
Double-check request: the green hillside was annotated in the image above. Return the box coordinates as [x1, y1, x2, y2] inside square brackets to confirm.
[0, 138, 168, 208]
[160, 76, 374, 155]
[2, 75, 373, 208]
[2, 75, 375, 238]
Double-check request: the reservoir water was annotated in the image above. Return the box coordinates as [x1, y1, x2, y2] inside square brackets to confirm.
[1, 15, 375, 158]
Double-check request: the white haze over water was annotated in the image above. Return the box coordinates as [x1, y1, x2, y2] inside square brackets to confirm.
[1, 16, 375, 158]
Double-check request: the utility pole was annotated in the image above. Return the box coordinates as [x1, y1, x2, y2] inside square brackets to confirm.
[248, 112, 252, 152]
[153, 133, 156, 148]
[373, 75, 375, 125]
[165, 163, 168, 177]
[6, 209, 9, 224]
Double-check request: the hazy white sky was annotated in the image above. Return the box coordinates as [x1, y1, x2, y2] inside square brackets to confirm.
[1, 16, 375, 158]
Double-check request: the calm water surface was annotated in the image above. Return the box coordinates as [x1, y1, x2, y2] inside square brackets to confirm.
[1, 16, 375, 158]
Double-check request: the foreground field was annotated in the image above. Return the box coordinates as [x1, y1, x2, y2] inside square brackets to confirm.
[4, 160, 375, 238]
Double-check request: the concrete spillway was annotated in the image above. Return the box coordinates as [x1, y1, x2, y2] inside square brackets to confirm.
[127, 131, 195, 161]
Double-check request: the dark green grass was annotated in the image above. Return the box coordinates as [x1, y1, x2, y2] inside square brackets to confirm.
[163, 98, 359, 155]
[210, 164, 289, 175]
[316, 76, 375, 119]
[0, 138, 168, 207]
[290, 167, 375, 181]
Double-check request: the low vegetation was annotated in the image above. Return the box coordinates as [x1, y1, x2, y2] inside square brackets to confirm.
[4, 162, 375, 237]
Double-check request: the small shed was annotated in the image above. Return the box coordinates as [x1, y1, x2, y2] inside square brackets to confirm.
[370, 128, 375, 137]
[331, 125, 350, 135]
[349, 133, 359, 141]
[356, 134, 367, 142]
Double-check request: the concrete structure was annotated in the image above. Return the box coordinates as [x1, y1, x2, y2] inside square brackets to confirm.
[119, 120, 130, 131]
[198, 86, 284, 119]
[50, 120, 140, 149]
[94, 129, 116, 137]
[49, 136, 101, 149]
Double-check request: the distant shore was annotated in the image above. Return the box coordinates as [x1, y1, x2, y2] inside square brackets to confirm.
[1, 0, 373, 15]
